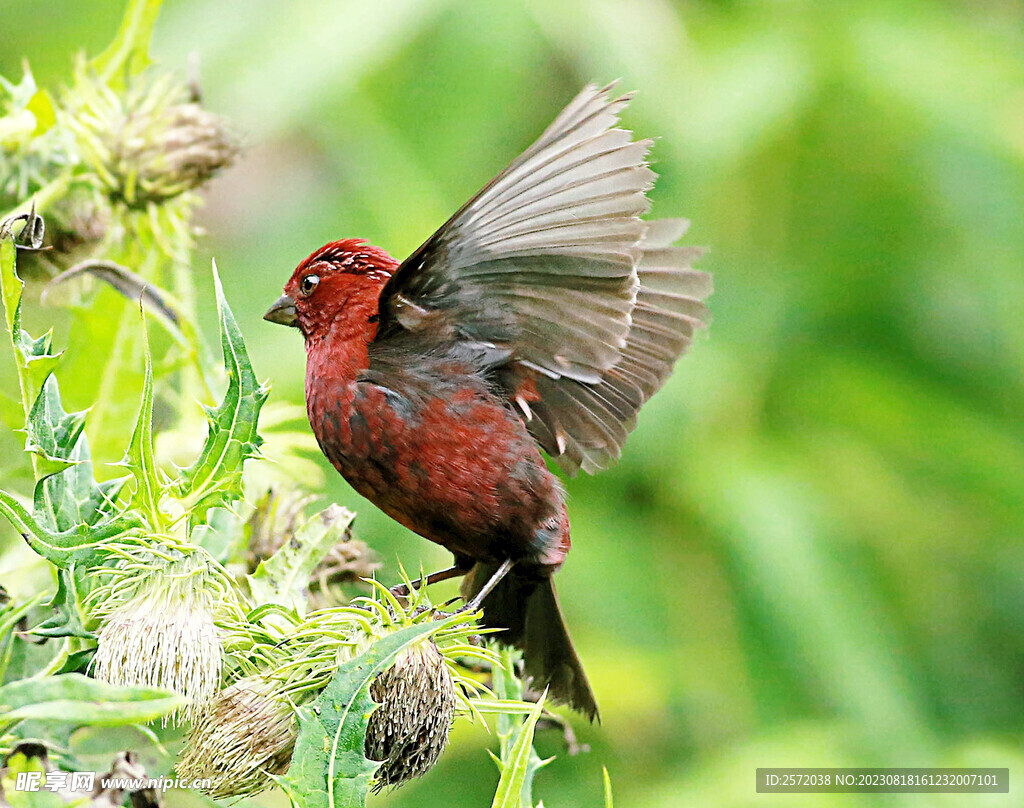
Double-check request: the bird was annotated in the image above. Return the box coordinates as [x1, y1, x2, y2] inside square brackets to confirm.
[264, 83, 711, 720]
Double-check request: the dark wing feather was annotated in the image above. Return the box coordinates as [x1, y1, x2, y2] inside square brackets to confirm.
[377, 83, 652, 384]
[519, 219, 711, 475]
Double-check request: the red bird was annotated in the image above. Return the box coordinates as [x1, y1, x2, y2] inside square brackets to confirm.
[265, 84, 711, 720]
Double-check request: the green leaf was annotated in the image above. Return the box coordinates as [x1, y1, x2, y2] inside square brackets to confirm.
[24, 372, 129, 536]
[491, 697, 546, 808]
[0, 487, 142, 569]
[603, 767, 613, 808]
[19, 330, 62, 396]
[249, 504, 355, 614]
[31, 566, 93, 639]
[171, 263, 268, 525]
[90, 0, 165, 87]
[0, 672, 182, 726]
[24, 376, 87, 478]
[282, 621, 447, 808]
[1, 220, 62, 431]
[121, 324, 162, 528]
[1, 234, 21, 337]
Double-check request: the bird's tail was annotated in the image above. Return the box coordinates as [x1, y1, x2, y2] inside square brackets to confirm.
[463, 562, 599, 721]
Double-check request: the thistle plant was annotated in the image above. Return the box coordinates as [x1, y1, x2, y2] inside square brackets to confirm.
[0, 1, 604, 806]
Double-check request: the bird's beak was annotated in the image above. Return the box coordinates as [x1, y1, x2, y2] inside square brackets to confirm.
[264, 294, 298, 327]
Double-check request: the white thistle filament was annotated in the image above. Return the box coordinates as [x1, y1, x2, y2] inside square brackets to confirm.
[91, 553, 225, 723]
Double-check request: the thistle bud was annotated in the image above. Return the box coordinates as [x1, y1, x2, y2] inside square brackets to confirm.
[91, 551, 226, 723]
[177, 676, 296, 798]
[65, 67, 238, 208]
[108, 101, 237, 206]
[365, 639, 458, 791]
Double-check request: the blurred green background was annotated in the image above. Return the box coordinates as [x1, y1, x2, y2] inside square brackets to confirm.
[3, 0, 1024, 806]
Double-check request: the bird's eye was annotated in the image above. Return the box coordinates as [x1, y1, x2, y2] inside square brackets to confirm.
[299, 274, 320, 296]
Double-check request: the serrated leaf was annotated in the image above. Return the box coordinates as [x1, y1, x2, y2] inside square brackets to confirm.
[122, 326, 162, 528]
[20, 330, 62, 393]
[26, 374, 128, 535]
[491, 697, 546, 808]
[31, 565, 93, 639]
[1, 223, 61, 428]
[0, 673, 182, 726]
[172, 263, 267, 525]
[34, 443, 127, 535]
[23, 376, 87, 478]
[249, 504, 355, 615]
[282, 621, 448, 808]
[0, 487, 143, 569]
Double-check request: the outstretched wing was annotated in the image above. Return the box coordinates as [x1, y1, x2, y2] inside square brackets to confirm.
[376, 83, 652, 384]
[513, 219, 710, 475]
[375, 84, 710, 474]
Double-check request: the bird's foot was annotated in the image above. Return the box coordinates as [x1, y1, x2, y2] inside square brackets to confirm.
[458, 558, 514, 614]
[389, 563, 468, 601]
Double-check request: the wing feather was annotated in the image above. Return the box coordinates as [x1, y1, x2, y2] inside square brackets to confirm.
[376, 83, 652, 383]
[526, 220, 712, 474]
[373, 83, 711, 474]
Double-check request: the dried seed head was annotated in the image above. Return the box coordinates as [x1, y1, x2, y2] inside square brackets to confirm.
[244, 486, 314, 572]
[177, 676, 296, 798]
[245, 490, 378, 608]
[365, 639, 458, 791]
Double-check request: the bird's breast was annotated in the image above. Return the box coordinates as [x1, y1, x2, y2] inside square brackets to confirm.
[305, 368, 569, 567]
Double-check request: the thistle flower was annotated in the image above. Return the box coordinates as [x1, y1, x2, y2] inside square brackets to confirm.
[176, 676, 296, 798]
[90, 546, 235, 722]
[365, 637, 458, 791]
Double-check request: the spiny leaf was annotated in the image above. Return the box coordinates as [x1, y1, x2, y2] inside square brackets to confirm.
[282, 621, 448, 808]
[0, 488, 143, 569]
[248, 504, 355, 615]
[90, 0, 165, 87]
[1, 231, 22, 336]
[171, 263, 268, 526]
[31, 565, 93, 639]
[33, 439, 127, 534]
[27, 374, 129, 534]
[1, 219, 61, 402]
[0, 673, 182, 726]
[19, 330, 62, 395]
[491, 696, 546, 808]
[121, 320, 162, 528]
[24, 375, 87, 479]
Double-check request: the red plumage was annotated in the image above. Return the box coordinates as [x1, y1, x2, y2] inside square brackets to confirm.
[265, 85, 712, 720]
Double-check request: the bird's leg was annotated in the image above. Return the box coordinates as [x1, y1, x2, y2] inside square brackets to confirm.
[390, 564, 468, 599]
[461, 558, 515, 613]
